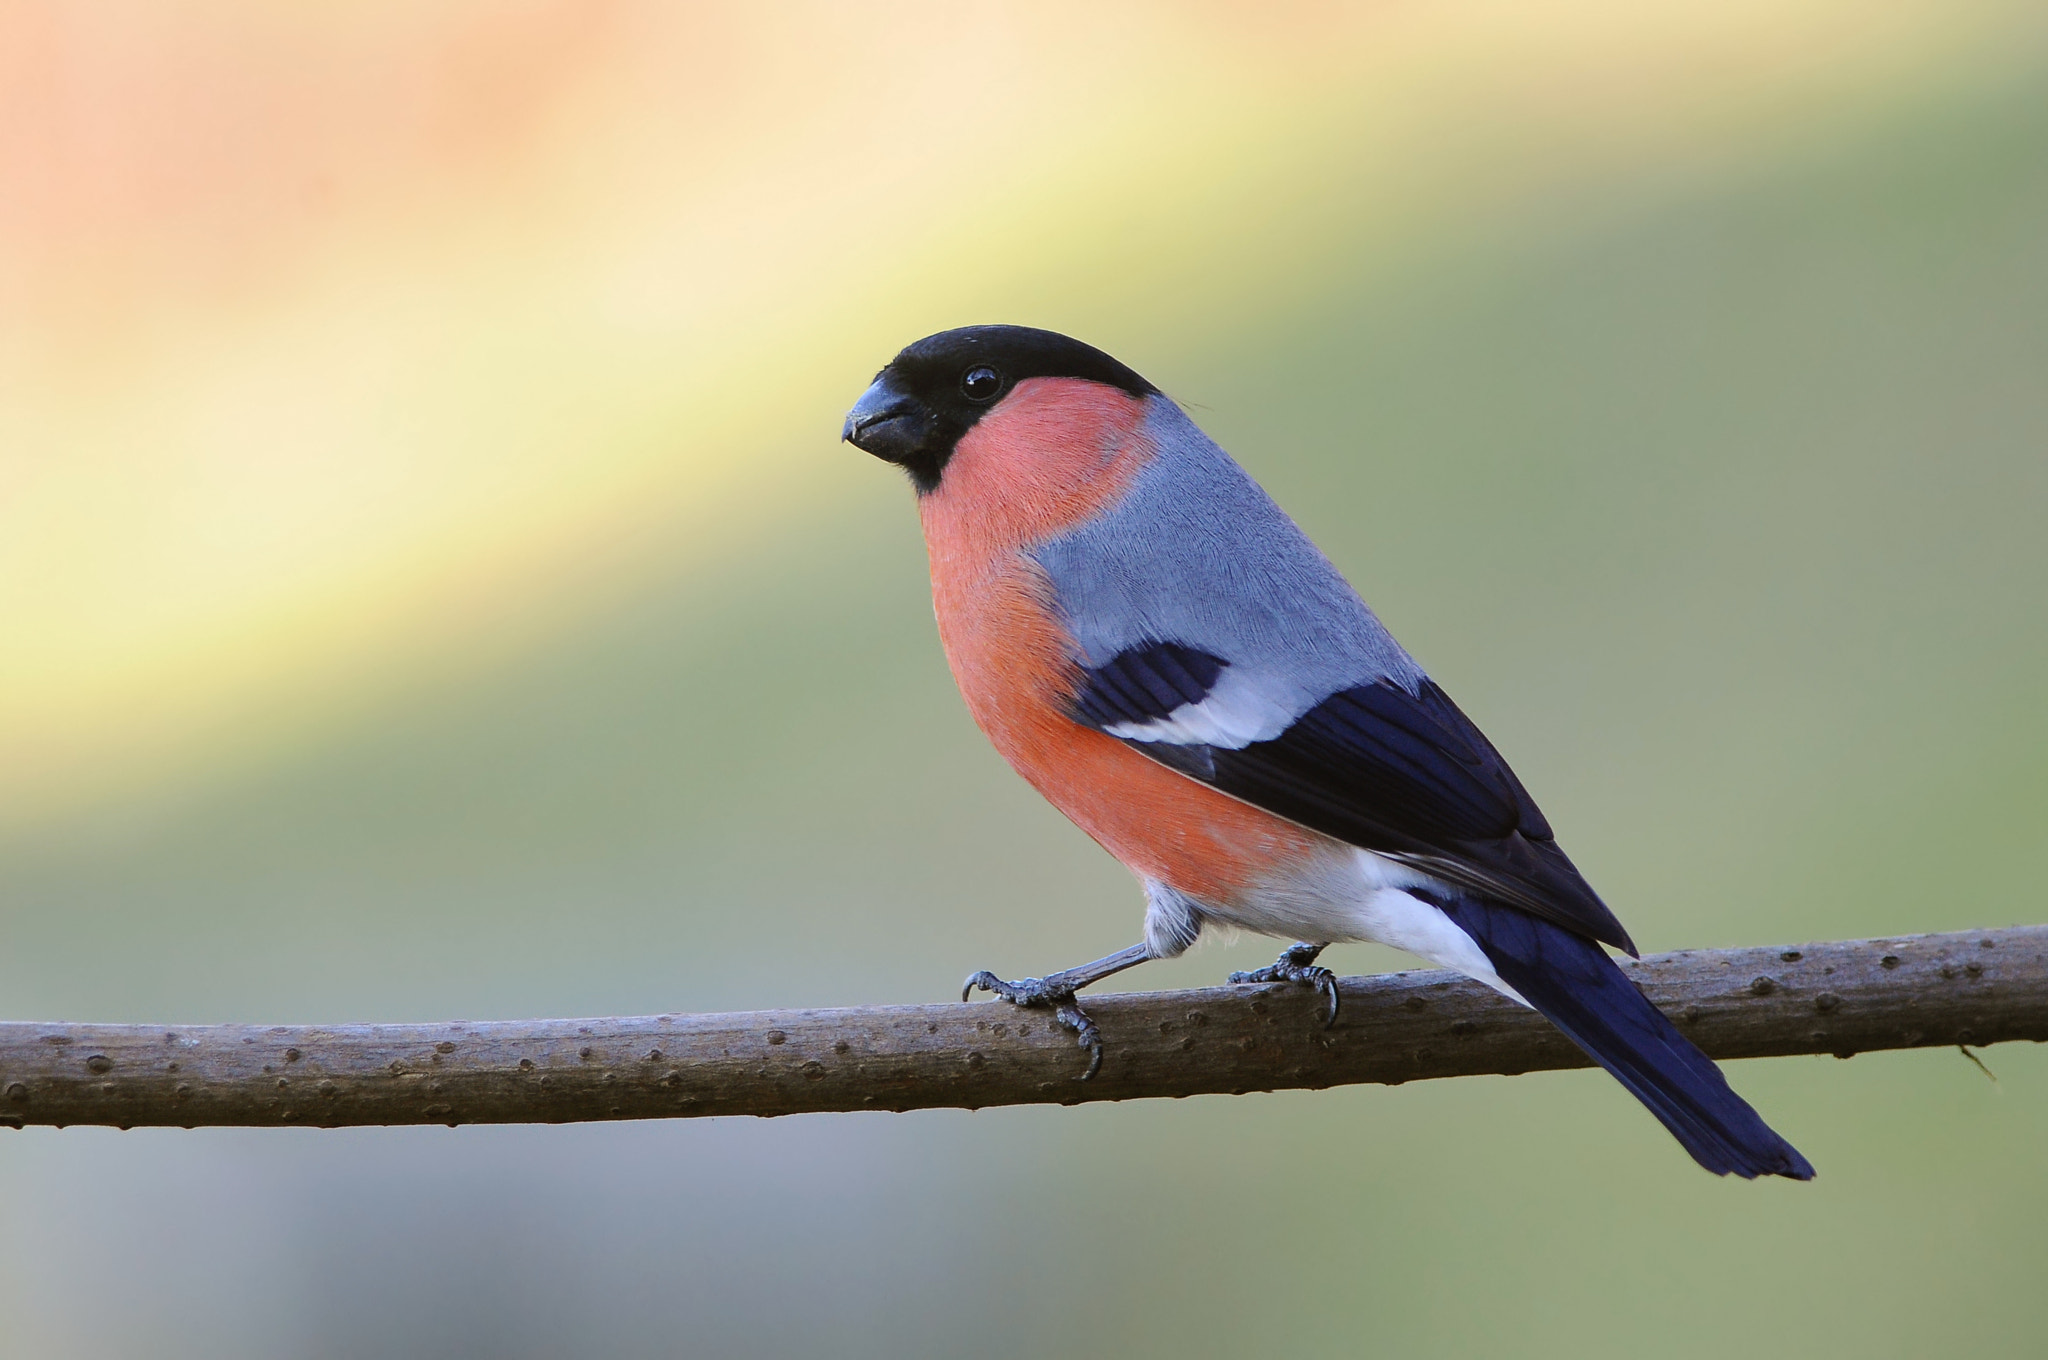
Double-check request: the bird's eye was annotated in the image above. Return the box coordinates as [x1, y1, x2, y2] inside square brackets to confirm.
[961, 365, 1002, 401]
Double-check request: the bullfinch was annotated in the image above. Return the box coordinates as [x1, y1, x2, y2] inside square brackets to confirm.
[842, 324, 1812, 1180]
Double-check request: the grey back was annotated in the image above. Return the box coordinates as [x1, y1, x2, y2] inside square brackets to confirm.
[1028, 398, 1426, 735]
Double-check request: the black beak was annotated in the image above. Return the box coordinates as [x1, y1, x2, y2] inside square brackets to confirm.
[842, 375, 931, 465]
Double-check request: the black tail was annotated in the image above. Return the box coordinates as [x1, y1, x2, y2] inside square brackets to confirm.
[1428, 892, 1814, 1180]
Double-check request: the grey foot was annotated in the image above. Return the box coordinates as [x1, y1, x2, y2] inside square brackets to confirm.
[1230, 942, 1340, 1028]
[962, 971, 1104, 1080]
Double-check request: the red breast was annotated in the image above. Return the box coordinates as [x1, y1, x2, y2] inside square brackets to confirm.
[917, 378, 1321, 902]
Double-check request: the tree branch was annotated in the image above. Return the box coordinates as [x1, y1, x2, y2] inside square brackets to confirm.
[2, 926, 2041, 1130]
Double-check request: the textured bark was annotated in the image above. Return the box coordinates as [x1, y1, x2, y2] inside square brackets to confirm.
[1, 926, 2041, 1130]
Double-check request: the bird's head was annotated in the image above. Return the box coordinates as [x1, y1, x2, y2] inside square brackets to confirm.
[842, 325, 1158, 495]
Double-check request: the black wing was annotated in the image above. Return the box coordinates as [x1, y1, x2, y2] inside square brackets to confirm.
[1072, 643, 1635, 954]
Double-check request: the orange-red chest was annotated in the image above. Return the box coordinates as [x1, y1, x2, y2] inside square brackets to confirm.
[915, 381, 1320, 903]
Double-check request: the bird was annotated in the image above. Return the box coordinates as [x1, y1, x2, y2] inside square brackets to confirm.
[842, 323, 1813, 1180]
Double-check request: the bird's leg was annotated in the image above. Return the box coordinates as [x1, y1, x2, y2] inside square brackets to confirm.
[963, 942, 1152, 1081]
[1230, 941, 1341, 1028]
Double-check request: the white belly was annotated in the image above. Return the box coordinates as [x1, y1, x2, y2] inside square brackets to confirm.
[1202, 844, 1526, 1004]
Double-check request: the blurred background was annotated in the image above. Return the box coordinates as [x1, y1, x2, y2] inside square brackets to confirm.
[3, 1, 2046, 1354]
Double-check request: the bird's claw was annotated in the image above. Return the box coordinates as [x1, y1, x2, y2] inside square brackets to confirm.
[1229, 942, 1341, 1028]
[961, 970, 1104, 1080]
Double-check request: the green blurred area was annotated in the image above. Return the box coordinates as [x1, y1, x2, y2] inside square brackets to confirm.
[4, 60, 2047, 1360]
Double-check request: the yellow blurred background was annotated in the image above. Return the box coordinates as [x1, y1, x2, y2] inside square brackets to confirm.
[3, 2, 2045, 1354]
